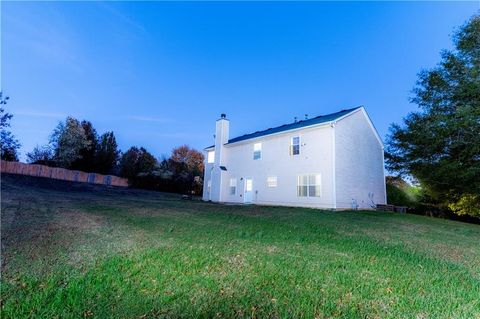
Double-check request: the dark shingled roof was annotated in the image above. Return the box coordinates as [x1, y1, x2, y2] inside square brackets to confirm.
[205, 106, 362, 149]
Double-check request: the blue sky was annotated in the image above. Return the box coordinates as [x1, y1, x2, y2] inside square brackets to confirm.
[2, 1, 478, 161]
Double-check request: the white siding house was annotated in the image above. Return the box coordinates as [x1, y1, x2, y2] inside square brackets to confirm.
[202, 107, 386, 210]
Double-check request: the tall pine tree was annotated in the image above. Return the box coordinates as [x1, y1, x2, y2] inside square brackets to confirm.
[386, 15, 480, 217]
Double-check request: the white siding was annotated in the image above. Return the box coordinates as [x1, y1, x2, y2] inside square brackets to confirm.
[216, 125, 336, 208]
[334, 109, 386, 209]
[202, 160, 213, 201]
[203, 107, 386, 210]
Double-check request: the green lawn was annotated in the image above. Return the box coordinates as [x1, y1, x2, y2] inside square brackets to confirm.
[1, 174, 479, 318]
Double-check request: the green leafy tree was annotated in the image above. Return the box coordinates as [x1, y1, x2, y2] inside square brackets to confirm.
[386, 15, 480, 217]
[95, 132, 120, 174]
[71, 120, 98, 171]
[136, 148, 158, 176]
[119, 147, 140, 180]
[26, 145, 54, 165]
[385, 176, 420, 207]
[119, 146, 157, 181]
[0, 92, 20, 161]
[449, 194, 480, 217]
[50, 117, 90, 168]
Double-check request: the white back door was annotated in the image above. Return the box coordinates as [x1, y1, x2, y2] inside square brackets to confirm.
[244, 178, 253, 203]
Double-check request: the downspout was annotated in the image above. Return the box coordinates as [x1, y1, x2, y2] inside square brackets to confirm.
[331, 122, 337, 210]
[381, 146, 387, 204]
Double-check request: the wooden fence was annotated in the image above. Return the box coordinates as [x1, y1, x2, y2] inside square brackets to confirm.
[0, 161, 128, 187]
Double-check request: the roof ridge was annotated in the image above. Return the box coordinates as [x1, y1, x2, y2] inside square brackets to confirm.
[205, 106, 363, 149]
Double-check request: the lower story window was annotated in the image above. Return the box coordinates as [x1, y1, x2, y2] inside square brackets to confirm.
[229, 178, 237, 195]
[297, 174, 321, 197]
[267, 176, 277, 187]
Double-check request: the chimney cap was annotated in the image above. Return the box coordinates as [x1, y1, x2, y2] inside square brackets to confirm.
[220, 113, 227, 119]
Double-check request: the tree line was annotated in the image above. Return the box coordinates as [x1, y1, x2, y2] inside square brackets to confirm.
[0, 105, 204, 195]
[0, 93, 20, 162]
[386, 15, 479, 219]
[1, 15, 478, 218]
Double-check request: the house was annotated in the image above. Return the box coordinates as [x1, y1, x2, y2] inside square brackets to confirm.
[202, 106, 386, 210]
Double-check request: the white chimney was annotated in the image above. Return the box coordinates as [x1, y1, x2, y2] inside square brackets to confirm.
[214, 113, 229, 165]
[209, 113, 230, 202]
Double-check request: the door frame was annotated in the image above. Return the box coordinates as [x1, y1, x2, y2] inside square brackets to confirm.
[243, 178, 253, 203]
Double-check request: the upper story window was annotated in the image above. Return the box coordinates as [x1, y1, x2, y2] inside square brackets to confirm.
[229, 178, 237, 195]
[207, 151, 215, 163]
[267, 176, 277, 188]
[297, 174, 321, 197]
[253, 143, 262, 160]
[290, 136, 300, 155]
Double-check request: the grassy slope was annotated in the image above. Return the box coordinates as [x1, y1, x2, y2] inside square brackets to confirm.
[1, 174, 479, 319]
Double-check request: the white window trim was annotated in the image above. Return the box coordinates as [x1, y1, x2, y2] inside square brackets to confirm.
[267, 176, 277, 188]
[229, 178, 237, 195]
[290, 136, 300, 156]
[253, 143, 262, 160]
[297, 174, 321, 198]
